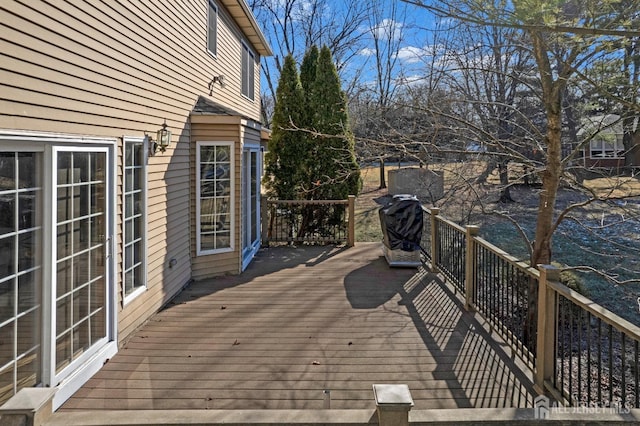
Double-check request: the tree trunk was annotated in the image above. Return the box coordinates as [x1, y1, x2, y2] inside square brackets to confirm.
[497, 161, 514, 203]
[532, 120, 562, 267]
[475, 160, 497, 184]
[379, 158, 387, 189]
[530, 31, 564, 267]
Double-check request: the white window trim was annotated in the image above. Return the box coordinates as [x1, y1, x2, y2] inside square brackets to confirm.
[207, 0, 218, 58]
[122, 136, 148, 305]
[241, 41, 256, 101]
[196, 141, 235, 256]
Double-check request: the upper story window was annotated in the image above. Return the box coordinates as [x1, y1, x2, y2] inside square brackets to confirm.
[208, 0, 218, 57]
[242, 42, 255, 100]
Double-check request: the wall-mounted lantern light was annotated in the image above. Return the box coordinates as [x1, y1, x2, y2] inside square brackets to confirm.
[208, 74, 225, 95]
[150, 119, 171, 155]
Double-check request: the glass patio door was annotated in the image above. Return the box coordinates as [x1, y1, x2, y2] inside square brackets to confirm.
[241, 147, 260, 270]
[53, 148, 109, 381]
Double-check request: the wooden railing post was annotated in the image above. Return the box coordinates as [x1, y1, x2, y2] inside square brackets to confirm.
[464, 225, 479, 311]
[260, 196, 269, 246]
[429, 208, 440, 272]
[535, 264, 559, 394]
[347, 195, 355, 247]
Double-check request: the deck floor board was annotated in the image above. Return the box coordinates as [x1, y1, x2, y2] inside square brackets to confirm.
[60, 243, 535, 411]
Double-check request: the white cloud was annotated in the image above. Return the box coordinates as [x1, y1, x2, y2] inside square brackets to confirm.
[396, 46, 426, 64]
[359, 47, 376, 57]
[371, 18, 403, 41]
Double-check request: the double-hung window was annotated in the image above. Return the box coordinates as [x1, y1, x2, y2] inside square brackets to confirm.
[207, 0, 218, 57]
[241, 42, 255, 100]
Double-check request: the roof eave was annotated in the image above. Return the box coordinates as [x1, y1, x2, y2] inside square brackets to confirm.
[220, 0, 273, 57]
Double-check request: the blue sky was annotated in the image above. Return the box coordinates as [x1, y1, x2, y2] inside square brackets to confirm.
[251, 0, 441, 97]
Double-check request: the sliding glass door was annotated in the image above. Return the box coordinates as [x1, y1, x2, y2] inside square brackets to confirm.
[0, 142, 115, 407]
[241, 146, 261, 270]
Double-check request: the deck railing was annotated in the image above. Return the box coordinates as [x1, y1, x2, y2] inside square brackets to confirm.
[263, 196, 355, 247]
[422, 207, 640, 409]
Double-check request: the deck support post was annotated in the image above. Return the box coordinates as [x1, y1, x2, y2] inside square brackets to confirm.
[429, 208, 440, 272]
[464, 225, 479, 311]
[535, 264, 559, 394]
[347, 195, 355, 247]
[0, 388, 56, 426]
[373, 384, 413, 426]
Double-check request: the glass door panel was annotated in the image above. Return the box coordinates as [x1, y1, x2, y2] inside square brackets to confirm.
[242, 148, 260, 270]
[0, 152, 42, 405]
[55, 151, 107, 374]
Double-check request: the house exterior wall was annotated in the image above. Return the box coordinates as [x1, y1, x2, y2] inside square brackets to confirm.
[0, 0, 268, 406]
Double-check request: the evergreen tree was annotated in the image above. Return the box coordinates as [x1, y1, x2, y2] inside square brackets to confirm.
[265, 54, 305, 199]
[306, 45, 361, 200]
[300, 45, 319, 107]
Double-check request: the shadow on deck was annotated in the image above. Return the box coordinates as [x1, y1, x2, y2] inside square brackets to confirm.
[59, 243, 535, 412]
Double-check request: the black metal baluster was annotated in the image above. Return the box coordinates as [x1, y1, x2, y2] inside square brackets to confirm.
[598, 317, 602, 404]
[569, 299, 574, 404]
[609, 324, 614, 404]
[578, 306, 583, 404]
[621, 332, 626, 407]
[635, 340, 638, 408]
[587, 311, 592, 405]
[560, 297, 566, 399]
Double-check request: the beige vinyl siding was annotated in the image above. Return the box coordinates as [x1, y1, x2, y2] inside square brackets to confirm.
[215, 2, 261, 119]
[0, 0, 265, 346]
[241, 123, 262, 147]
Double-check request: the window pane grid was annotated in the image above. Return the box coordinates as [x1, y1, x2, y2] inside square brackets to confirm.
[123, 140, 145, 298]
[0, 152, 41, 406]
[198, 144, 232, 253]
[55, 152, 106, 374]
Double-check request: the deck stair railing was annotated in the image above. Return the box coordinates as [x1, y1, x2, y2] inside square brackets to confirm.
[422, 207, 640, 409]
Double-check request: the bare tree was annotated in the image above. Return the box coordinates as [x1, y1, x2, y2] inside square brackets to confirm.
[249, 0, 372, 115]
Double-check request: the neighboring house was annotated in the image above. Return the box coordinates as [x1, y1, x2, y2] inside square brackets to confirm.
[0, 0, 271, 409]
[577, 114, 640, 168]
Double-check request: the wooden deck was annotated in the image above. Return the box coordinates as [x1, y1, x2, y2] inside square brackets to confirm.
[60, 243, 536, 411]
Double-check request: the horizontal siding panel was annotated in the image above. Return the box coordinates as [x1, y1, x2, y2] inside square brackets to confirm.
[192, 252, 240, 279]
[1, 85, 178, 128]
[0, 30, 196, 116]
[6, 1, 207, 99]
[1, 0, 269, 352]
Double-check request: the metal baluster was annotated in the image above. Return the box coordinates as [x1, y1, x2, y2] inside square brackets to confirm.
[560, 297, 566, 399]
[569, 298, 574, 403]
[587, 311, 592, 404]
[635, 340, 638, 408]
[621, 332, 626, 407]
[577, 306, 583, 403]
[598, 317, 602, 404]
[609, 323, 614, 404]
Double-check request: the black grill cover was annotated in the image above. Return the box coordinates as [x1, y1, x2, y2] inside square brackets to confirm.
[379, 195, 423, 251]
